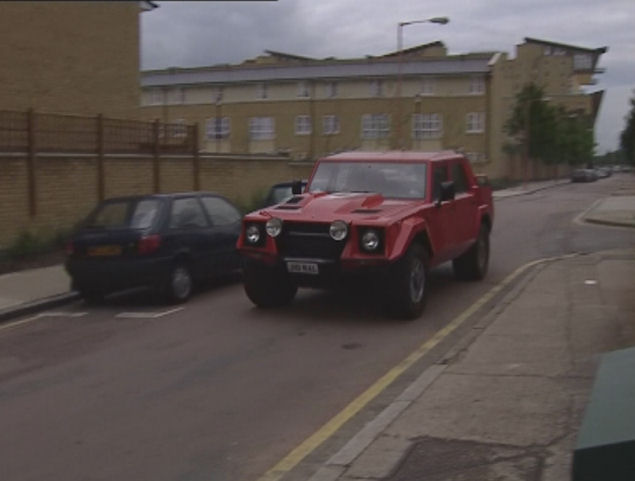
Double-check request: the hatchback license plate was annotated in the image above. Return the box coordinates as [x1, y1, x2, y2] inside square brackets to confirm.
[287, 261, 319, 275]
[88, 245, 122, 256]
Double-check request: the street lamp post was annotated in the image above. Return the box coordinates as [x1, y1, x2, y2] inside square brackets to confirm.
[395, 16, 449, 149]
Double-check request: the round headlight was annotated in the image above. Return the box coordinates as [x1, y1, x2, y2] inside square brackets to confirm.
[329, 220, 348, 241]
[361, 230, 380, 252]
[265, 218, 283, 238]
[246, 225, 261, 244]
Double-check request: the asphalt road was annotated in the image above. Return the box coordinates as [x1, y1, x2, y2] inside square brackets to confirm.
[1, 175, 634, 481]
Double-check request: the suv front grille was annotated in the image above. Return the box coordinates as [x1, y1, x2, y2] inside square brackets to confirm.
[276, 222, 345, 260]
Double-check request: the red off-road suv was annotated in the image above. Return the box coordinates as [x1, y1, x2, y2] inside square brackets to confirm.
[237, 151, 494, 318]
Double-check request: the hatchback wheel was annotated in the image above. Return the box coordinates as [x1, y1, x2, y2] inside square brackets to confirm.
[164, 263, 193, 303]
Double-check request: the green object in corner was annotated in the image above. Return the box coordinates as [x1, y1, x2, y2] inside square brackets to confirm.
[572, 346, 635, 480]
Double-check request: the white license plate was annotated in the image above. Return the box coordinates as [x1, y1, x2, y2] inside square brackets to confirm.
[287, 261, 319, 275]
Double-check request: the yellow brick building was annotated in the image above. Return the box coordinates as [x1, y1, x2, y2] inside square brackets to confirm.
[0, 1, 150, 118]
[140, 38, 606, 180]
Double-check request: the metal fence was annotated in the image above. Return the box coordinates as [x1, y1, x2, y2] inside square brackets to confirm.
[0, 109, 196, 155]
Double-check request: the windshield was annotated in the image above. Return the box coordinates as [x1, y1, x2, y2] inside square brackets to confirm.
[87, 199, 161, 229]
[308, 161, 427, 199]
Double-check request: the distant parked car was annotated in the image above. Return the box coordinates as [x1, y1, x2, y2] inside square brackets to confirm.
[66, 192, 242, 303]
[571, 169, 598, 183]
[595, 167, 611, 178]
[262, 180, 308, 207]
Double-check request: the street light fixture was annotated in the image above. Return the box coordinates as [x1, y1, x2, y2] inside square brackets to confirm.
[395, 16, 449, 149]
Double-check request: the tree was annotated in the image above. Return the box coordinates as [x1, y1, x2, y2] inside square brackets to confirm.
[505, 83, 595, 171]
[620, 91, 635, 165]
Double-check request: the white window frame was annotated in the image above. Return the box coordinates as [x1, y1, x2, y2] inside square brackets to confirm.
[369, 79, 383, 97]
[469, 76, 485, 95]
[421, 77, 436, 96]
[466, 112, 485, 133]
[172, 119, 187, 138]
[205, 117, 230, 140]
[149, 88, 163, 105]
[294, 115, 312, 135]
[169, 87, 185, 105]
[325, 81, 338, 98]
[249, 117, 275, 140]
[412, 113, 442, 139]
[322, 115, 340, 135]
[297, 81, 310, 98]
[361, 113, 390, 139]
[573, 53, 593, 70]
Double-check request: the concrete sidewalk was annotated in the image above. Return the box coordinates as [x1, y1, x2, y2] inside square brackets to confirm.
[0, 264, 76, 321]
[309, 248, 635, 481]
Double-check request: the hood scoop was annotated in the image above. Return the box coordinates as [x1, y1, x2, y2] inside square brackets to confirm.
[285, 196, 304, 204]
[352, 208, 381, 214]
[360, 193, 384, 208]
[275, 205, 301, 210]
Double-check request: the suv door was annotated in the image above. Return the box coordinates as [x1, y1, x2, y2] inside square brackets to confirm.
[425, 162, 457, 263]
[450, 159, 479, 252]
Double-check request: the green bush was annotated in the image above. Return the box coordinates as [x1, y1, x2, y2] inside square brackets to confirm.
[233, 188, 267, 215]
[3, 229, 69, 260]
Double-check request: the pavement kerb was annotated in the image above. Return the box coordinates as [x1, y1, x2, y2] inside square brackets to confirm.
[574, 196, 635, 229]
[0, 292, 80, 324]
[493, 180, 571, 200]
[304, 252, 582, 481]
[582, 217, 635, 229]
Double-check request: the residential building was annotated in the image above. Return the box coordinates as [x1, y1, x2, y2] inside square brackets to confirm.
[0, 1, 153, 118]
[140, 38, 607, 180]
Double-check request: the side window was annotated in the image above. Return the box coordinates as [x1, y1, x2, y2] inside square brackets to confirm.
[451, 162, 469, 194]
[432, 164, 448, 201]
[201, 196, 241, 226]
[169, 197, 208, 229]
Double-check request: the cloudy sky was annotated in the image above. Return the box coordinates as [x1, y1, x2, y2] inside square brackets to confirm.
[141, 0, 635, 153]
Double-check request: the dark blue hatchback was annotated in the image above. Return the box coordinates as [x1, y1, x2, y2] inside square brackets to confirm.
[66, 192, 242, 303]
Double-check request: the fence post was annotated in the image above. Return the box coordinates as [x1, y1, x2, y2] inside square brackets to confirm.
[26, 108, 37, 217]
[192, 123, 200, 191]
[153, 119, 160, 193]
[96, 114, 105, 201]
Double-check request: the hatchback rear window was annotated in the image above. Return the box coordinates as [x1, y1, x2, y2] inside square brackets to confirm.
[88, 199, 160, 229]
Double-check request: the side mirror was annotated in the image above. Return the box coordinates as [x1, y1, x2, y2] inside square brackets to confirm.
[436, 181, 455, 207]
[291, 180, 303, 195]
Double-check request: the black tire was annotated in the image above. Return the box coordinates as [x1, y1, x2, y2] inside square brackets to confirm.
[453, 223, 490, 281]
[243, 261, 297, 308]
[386, 244, 429, 320]
[163, 262, 193, 303]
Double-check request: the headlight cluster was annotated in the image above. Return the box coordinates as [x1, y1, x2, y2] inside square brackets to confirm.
[359, 228, 383, 253]
[265, 218, 283, 238]
[244, 218, 284, 246]
[329, 220, 348, 241]
[245, 223, 265, 246]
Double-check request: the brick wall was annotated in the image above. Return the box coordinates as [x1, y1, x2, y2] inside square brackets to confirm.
[0, 155, 314, 248]
[0, 2, 140, 119]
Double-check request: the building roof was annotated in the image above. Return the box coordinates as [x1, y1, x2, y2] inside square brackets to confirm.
[524, 37, 608, 54]
[380, 41, 446, 58]
[141, 55, 494, 87]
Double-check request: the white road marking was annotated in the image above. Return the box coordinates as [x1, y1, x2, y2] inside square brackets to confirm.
[115, 307, 184, 319]
[0, 311, 87, 332]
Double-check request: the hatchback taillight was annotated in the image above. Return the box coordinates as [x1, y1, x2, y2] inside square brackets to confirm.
[138, 234, 161, 255]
